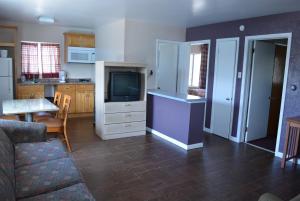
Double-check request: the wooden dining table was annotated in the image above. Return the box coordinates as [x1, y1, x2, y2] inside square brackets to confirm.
[2, 98, 59, 122]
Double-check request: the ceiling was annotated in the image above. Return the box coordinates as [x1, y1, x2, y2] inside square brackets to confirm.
[0, 0, 300, 28]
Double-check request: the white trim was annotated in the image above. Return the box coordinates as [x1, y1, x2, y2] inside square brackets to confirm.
[229, 135, 240, 143]
[237, 33, 292, 158]
[246, 142, 275, 154]
[203, 127, 212, 133]
[211, 37, 240, 141]
[146, 127, 203, 150]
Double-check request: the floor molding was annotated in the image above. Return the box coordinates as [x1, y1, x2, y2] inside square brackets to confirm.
[146, 127, 203, 150]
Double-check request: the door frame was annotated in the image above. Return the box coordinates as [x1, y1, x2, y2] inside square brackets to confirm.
[187, 40, 211, 133]
[237, 33, 292, 156]
[155, 39, 181, 91]
[211, 37, 239, 140]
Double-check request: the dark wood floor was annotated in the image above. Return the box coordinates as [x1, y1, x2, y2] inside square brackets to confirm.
[67, 117, 300, 201]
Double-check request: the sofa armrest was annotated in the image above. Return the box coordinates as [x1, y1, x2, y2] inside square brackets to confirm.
[258, 193, 284, 201]
[0, 120, 47, 143]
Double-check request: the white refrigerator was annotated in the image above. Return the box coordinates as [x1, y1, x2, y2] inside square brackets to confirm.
[0, 58, 13, 115]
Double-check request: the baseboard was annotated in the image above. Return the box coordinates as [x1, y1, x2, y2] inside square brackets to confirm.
[229, 136, 240, 143]
[275, 151, 300, 164]
[101, 131, 146, 140]
[147, 127, 203, 150]
[203, 127, 212, 133]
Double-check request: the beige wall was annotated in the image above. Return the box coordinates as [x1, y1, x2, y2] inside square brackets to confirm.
[1, 21, 96, 80]
[124, 19, 186, 88]
[95, 19, 126, 61]
[94, 19, 186, 88]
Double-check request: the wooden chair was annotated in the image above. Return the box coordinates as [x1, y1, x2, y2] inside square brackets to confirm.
[281, 117, 300, 168]
[0, 115, 20, 121]
[33, 91, 62, 121]
[37, 95, 72, 152]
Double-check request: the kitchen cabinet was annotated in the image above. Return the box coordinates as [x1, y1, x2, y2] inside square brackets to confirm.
[64, 33, 95, 48]
[76, 84, 94, 113]
[16, 83, 95, 116]
[64, 33, 95, 63]
[16, 85, 44, 99]
[57, 84, 77, 114]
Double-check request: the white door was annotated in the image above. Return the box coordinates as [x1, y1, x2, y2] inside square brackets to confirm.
[157, 42, 179, 92]
[212, 38, 239, 139]
[245, 41, 275, 142]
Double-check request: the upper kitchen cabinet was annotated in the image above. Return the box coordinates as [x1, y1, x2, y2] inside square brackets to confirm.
[64, 33, 95, 48]
[64, 33, 95, 63]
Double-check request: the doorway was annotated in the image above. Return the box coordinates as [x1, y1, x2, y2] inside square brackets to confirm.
[244, 38, 288, 152]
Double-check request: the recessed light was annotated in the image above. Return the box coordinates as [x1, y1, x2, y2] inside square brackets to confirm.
[38, 16, 55, 24]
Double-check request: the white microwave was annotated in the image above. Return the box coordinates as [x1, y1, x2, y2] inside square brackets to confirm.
[67, 47, 96, 64]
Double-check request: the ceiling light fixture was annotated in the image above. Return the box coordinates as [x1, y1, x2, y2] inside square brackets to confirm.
[38, 16, 55, 24]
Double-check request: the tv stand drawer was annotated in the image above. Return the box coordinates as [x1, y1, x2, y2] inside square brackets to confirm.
[104, 121, 146, 135]
[104, 112, 146, 124]
[104, 101, 146, 113]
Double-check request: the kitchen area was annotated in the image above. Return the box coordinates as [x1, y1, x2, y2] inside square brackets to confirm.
[0, 24, 96, 117]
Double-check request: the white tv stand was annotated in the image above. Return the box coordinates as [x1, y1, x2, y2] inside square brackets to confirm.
[95, 61, 147, 140]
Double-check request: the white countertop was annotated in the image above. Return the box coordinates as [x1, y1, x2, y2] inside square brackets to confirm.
[2, 98, 59, 115]
[147, 89, 206, 103]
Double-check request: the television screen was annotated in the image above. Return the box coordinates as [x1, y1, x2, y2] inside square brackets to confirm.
[109, 72, 141, 101]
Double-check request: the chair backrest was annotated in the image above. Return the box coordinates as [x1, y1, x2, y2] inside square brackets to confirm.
[53, 91, 62, 106]
[61, 95, 71, 127]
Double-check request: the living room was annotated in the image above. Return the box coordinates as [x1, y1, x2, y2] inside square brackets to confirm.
[0, 0, 300, 201]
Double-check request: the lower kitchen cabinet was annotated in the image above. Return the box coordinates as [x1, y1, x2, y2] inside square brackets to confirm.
[16, 85, 44, 99]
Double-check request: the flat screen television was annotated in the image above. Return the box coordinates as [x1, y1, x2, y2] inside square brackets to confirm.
[109, 71, 141, 102]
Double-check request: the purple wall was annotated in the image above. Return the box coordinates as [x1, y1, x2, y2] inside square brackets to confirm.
[186, 11, 300, 151]
[147, 94, 204, 145]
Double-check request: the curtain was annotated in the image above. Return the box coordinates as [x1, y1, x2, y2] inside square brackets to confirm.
[21, 42, 39, 79]
[199, 44, 208, 89]
[41, 43, 61, 78]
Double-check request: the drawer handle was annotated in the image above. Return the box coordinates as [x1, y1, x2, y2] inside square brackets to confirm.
[125, 114, 132, 117]
[125, 124, 131, 127]
[125, 104, 131, 107]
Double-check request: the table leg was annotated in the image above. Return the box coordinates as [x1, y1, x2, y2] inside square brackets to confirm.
[25, 113, 33, 122]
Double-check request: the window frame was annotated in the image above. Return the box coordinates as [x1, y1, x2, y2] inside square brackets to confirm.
[21, 41, 61, 79]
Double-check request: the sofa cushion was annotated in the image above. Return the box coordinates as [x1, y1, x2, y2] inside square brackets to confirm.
[0, 128, 15, 187]
[15, 158, 83, 199]
[15, 139, 68, 168]
[19, 183, 95, 201]
[0, 170, 15, 201]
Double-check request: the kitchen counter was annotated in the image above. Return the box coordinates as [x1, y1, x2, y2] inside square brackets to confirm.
[147, 90, 206, 150]
[147, 89, 206, 103]
[17, 79, 94, 85]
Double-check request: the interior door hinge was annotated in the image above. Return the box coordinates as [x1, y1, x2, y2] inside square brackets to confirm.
[252, 48, 255, 54]
[245, 126, 248, 132]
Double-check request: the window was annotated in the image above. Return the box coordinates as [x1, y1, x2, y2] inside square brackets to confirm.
[189, 53, 202, 87]
[188, 44, 208, 89]
[21, 41, 61, 78]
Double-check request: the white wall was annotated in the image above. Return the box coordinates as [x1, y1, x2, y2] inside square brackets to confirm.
[1, 21, 95, 80]
[95, 19, 126, 61]
[124, 20, 186, 88]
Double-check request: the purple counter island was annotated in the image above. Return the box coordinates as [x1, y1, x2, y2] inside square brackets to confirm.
[146, 90, 206, 150]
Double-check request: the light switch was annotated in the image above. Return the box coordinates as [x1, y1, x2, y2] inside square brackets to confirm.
[237, 72, 242, 79]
